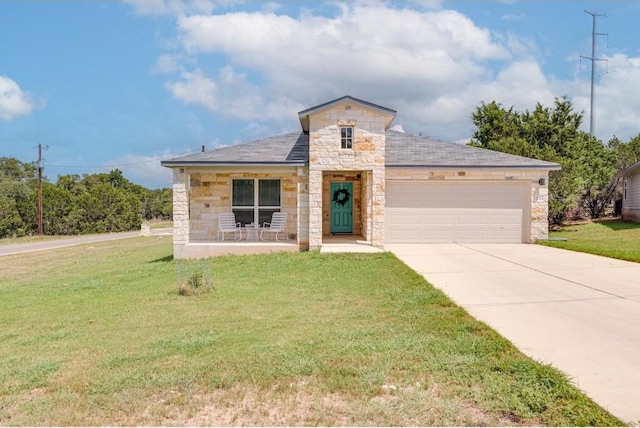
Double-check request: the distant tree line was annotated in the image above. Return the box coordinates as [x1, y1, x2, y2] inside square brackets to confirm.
[471, 97, 640, 224]
[0, 158, 172, 238]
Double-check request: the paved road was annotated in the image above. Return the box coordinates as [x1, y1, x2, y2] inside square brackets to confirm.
[388, 243, 640, 424]
[0, 229, 172, 257]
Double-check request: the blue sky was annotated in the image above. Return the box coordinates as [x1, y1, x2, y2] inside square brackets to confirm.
[2, 1, 639, 189]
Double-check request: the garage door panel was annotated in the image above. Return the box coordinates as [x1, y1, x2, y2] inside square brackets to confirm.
[456, 212, 489, 224]
[386, 181, 527, 243]
[489, 212, 522, 225]
[455, 228, 490, 241]
[421, 213, 455, 225]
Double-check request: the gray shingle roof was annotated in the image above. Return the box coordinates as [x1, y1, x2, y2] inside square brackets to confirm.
[161, 130, 560, 170]
[385, 130, 561, 169]
[161, 132, 308, 166]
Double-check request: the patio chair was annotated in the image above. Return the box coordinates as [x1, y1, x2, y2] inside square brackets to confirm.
[260, 212, 288, 241]
[217, 213, 242, 241]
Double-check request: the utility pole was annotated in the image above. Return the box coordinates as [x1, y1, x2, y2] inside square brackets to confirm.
[581, 10, 607, 137]
[37, 144, 46, 236]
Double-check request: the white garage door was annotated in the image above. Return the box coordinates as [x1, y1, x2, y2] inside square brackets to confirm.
[385, 181, 528, 243]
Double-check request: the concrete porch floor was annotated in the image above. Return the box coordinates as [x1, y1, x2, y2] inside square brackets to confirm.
[179, 239, 299, 258]
[177, 235, 382, 258]
[320, 235, 384, 253]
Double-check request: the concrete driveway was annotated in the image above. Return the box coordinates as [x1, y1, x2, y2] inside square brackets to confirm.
[387, 243, 640, 424]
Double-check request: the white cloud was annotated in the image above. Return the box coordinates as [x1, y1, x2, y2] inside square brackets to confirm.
[152, 54, 182, 74]
[101, 153, 174, 189]
[166, 69, 218, 111]
[162, 4, 518, 139]
[166, 66, 304, 122]
[156, 3, 640, 142]
[0, 76, 36, 121]
[573, 53, 640, 141]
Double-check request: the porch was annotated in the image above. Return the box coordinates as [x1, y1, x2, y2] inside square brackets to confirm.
[320, 234, 384, 253]
[174, 234, 380, 258]
[175, 239, 300, 259]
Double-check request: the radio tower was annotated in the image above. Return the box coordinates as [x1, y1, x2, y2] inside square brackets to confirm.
[581, 10, 607, 137]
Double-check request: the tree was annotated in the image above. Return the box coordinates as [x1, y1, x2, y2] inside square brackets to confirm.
[0, 157, 37, 237]
[76, 182, 141, 233]
[0, 157, 38, 182]
[0, 160, 163, 238]
[471, 97, 618, 223]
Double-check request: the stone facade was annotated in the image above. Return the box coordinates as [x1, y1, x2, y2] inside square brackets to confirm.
[307, 100, 393, 249]
[165, 97, 558, 259]
[172, 168, 189, 252]
[170, 166, 303, 257]
[385, 168, 551, 242]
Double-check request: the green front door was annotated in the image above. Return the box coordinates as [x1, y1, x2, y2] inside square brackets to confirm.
[330, 182, 353, 234]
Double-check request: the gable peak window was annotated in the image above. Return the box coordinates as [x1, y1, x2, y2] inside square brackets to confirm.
[341, 126, 353, 149]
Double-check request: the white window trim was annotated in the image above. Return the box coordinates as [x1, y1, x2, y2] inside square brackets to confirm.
[340, 126, 353, 149]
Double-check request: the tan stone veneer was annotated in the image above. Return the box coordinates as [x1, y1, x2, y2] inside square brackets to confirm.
[307, 100, 392, 249]
[171, 166, 304, 257]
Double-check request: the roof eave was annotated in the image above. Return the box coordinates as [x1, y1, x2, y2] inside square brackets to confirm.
[386, 164, 562, 170]
[298, 95, 397, 132]
[617, 161, 640, 177]
[161, 161, 308, 168]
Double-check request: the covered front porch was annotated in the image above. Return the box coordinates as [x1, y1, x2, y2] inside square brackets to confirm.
[170, 166, 308, 259]
[169, 166, 383, 258]
[174, 234, 380, 258]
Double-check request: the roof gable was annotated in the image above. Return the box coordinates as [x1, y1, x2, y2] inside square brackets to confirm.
[618, 160, 640, 177]
[298, 95, 396, 132]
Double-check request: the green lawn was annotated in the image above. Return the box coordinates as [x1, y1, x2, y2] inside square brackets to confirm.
[0, 238, 622, 426]
[540, 219, 640, 262]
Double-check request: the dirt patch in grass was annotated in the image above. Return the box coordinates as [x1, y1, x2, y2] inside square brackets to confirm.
[141, 381, 517, 427]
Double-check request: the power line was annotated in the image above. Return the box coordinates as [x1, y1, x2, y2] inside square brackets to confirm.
[44, 148, 199, 169]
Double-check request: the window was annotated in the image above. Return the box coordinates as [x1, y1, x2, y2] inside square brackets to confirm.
[624, 178, 627, 200]
[232, 179, 281, 226]
[341, 127, 353, 149]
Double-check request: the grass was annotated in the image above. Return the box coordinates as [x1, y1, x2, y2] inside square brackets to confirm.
[146, 219, 173, 229]
[0, 238, 623, 426]
[540, 219, 640, 262]
[0, 219, 169, 246]
[0, 233, 87, 246]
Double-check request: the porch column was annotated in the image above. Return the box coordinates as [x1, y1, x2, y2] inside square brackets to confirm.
[296, 166, 310, 249]
[172, 168, 189, 259]
[371, 167, 385, 248]
[308, 169, 323, 250]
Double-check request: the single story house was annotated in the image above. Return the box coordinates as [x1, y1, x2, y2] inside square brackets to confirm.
[161, 96, 560, 259]
[618, 161, 640, 221]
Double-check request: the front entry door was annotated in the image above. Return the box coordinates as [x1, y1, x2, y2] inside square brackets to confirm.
[330, 182, 353, 234]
